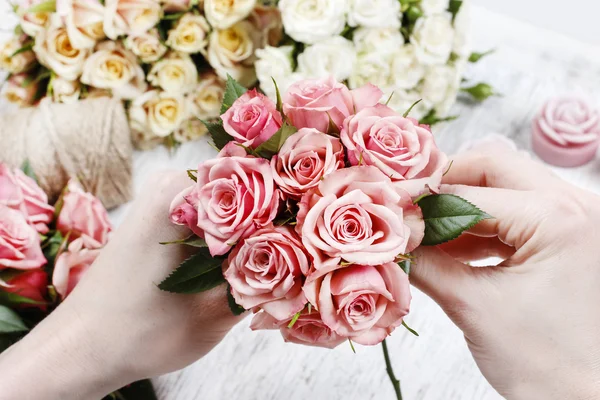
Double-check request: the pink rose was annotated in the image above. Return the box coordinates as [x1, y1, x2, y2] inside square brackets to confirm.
[53, 238, 100, 299]
[161, 0, 191, 12]
[221, 89, 283, 149]
[250, 310, 345, 349]
[271, 128, 344, 199]
[223, 225, 309, 320]
[296, 166, 424, 277]
[169, 185, 205, 238]
[1, 269, 48, 310]
[171, 149, 280, 256]
[283, 76, 383, 133]
[0, 164, 54, 233]
[56, 180, 112, 249]
[341, 105, 448, 197]
[0, 205, 46, 270]
[304, 263, 411, 345]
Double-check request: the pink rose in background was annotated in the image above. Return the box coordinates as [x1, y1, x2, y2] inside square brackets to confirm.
[224, 225, 309, 320]
[342, 105, 448, 197]
[250, 310, 345, 349]
[304, 263, 411, 346]
[161, 0, 191, 12]
[4, 74, 38, 107]
[283, 76, 383, 133]
[1, 269, 48, 310]
[56, 180, 112, 249]
[171, 149, 280, 256]
[221, 89, 283, 149]
[0, 164, 54, 233]
[271, 128, 344, 199]
[103, 0, 161, 39]
[53, 238, 100, 299]
[57, 0, 105, 49]
[0, 205, 46, 270]
[297, 166, 424, 277]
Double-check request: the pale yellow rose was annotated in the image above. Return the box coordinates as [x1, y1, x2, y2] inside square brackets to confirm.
[204, 0, 256, 29]
[103, 0, 162, 40]
[173, 118, 208, 143]
[186, 72, 225, 119]
[124, 29, 167, 63]
[0, 36, 36, 74]
[51, 76, 81, 103]
[57, 0, 105, 49]
[129, 90, 187, 137]
[81, 41, 147, 99]
[3, 74, 38, 107]
[147, 52, 198, 94]
[166, 13, 210, 54]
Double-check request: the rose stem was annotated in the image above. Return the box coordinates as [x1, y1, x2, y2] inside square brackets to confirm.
[381, 338, 402, 400]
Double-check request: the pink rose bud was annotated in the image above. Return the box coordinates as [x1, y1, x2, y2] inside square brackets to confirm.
[250, 309, 346, 349]
[223, 225, 310, 320]
[1, 269, 48, 310]
[303, 263, 411, 346]
[169, 185, 204, 238]
[341, 105, 448, 197]
[283, 76, 382, 133]
[221, 89, 283, 149]
[0, 163, 54, 233]
[52, 238, 100, 299]
[0, 205, 46, 270]
[56, 180, 112, 249]
[296, 166, 424, 277]
[271, 128, 344, 199]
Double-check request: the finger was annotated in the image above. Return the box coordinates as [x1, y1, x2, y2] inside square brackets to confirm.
[439, 233, 515, 263]
[444, 148, 561, 190]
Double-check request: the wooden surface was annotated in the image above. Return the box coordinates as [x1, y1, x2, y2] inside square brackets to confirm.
[2, 4, 600, 400]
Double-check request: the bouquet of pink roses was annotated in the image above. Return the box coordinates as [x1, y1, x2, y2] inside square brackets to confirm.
[160, 76, 490, 399]
[0, 163, 155, 399]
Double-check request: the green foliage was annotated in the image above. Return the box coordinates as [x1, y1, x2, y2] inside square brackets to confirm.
[419, 110, 458, 126]
[469, 49, 495, 63]
[402, 321, 419, 337]
[0, 305, 28, 333]
[402, 99, 422, 118]
[25, 0, 56, 13]
[227, 285, 245, 316]
[221, 75, 247, 114]
[271, 77, 283, 114]
[11, 43, 33, 58]
[186, 169, 197, 182]
[160, 235, 207, 247]
[254, 123, 297, 159]
[158, 248, 226, 294]
[398, 260, 411, 275]
[461, 83, 498, 102]
[42, 230, 64, 266]
[202, 120, 234, 150]
[0, 291, 45, 307]
[20, 160, 37, 182]
[449, 0, 463, 22]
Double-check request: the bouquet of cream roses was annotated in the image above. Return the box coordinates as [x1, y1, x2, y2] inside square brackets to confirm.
[159, 75, 491, 399]
[256, 0, 495, 124]
[0, 0, 281, 149]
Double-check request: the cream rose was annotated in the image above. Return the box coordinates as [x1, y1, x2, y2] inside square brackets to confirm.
[349, 52, 392, 90]
[18, 0, 52, 37]
[278, 0, 346, 45]
[410, 13, 454, 65]
[3, 74, 38, 106]
[81, 41, 147, 99]
[123, 29, 167, 63]
[0, 36, 36, 74]
[51, 76, 81, 103]
[187, 72, 225, 119]
[34, 15, 89, 81]
[103, 0, 162, 40]
[347, 0, 401, 28]
[391, 44, 426, 90]
[255, 45, 294, 99]
[204, 0, 256, 29]
[297, 36, 356, 82]
[353, 27, 405, 56]
[420, 63, 461, 116]
[129, 90, 187, 137]
[173, 118, 208, 143]
[147, 52, 198, 94]
[57, 0, 105, 49]
[166, 13, 210, 54]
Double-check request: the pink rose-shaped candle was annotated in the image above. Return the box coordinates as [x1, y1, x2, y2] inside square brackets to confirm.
[0, 205, 46, 270]
[341, 105, 448, 197]
[221, 89, 283, 148]
[53, 237, 100, 299]
[304, 263, 411, 346]
[271, 128, 344, 199]
[283, 76, 383, 133]
[532, 97, 600, 167]
[1, 269, 48, 310]
[296, 166, 424, 277]
[224, 225, 309, 320]
[250, 310, 346, 349]
[56, 180, 112, 249]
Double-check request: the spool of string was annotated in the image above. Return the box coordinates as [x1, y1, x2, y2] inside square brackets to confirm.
[0, 97, 133, 209]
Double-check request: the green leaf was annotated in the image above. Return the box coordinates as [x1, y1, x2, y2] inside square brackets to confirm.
[187, 169, 197, 182]
[384, 92, 394, 106]
[398, 260, 411, 275]
[348, 339, 356, 354]
[158, 248, 226, 294]
[162, 12, 185, 20]
[10, 43, 33, 58]
[402, 99, 422, 118]
[202, 120, 234, 150]
[159, 235, 207, 247]
[461, 83, 498, 102]
[326, 112, 340, 137]
[287, 310, 301, 328]
[271, 77, 283, 114]
[0, 291, 46, 307]
[0, 305, 28, 333]
[227, 285, 245, 316]
[405, 5, 422, 22]
[21, 160, 37, 182]
[402, 320, 419, 336]
[448, 0, 462, 22]
[419, 110, 459, 126]
[254, 123, 298, 160]
[220, 75, 247, 114]
[24, 0, 56, 13]
[417, 194, 492, 246]
[468, 49, 495, 63]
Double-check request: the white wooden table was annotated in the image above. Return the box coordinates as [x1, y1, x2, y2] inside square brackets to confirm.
[2, 4, 600, 400]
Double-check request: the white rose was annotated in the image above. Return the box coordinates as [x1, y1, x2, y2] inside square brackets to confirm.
[57, 0, 105, 49]
[187, 72, 225, 119]
[452, 0, 471, 57]
[297, 36, 356, 82]
[124, 29, 167, 63]
[353, 27, 405, 55]
[255, 45, 294, 99]
[148, 52, 198, 94]
[33, 15, 89, 80]
[348, 52, 391, 89]
[391, 43, 425, 89]
[18, 0, 51, 37]
[420, 64, 460, 117]
[166, 13, 210, 54]
[0, 36, 36, 74]
[3, 74, 38, 107]
[420, 0, 449, 15]
[207, 20, 258, 87]
[103, 0, 162, 40]
[278, 0, 346, 44]
[81, 41, 147, 99]
[51, 76, 81, 103]
[204, 0, 256, 29]
[347, 0, 400, 28]
[382, 88, 429, 120]
[410, 13, 454, 65]
[129, 90, 187, 137]
[174, 118, 208, 143]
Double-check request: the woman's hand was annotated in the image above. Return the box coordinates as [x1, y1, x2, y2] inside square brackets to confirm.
[412, 144, 600, 399]
[0, 172, 243, 400]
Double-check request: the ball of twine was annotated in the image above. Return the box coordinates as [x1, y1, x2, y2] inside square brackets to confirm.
[0, 97, 133, 209]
